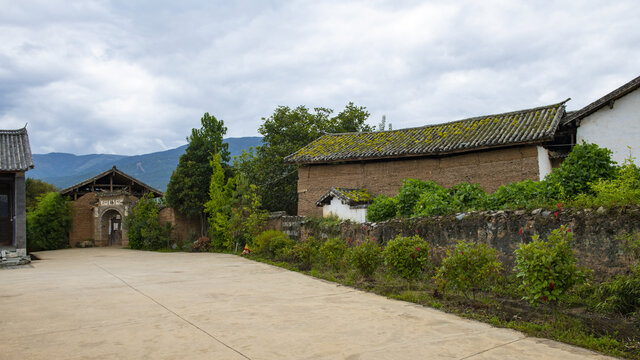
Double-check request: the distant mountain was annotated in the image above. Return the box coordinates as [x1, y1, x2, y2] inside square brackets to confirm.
[29, 136, 262, 192]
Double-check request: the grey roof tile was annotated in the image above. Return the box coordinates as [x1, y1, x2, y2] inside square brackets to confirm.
[0, 128, 34, 172]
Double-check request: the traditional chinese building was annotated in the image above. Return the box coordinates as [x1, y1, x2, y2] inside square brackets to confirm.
[61, 166, 164, 247]
[0, 127, 33, 263]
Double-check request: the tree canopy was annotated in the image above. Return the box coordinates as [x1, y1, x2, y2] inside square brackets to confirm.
[25, 178, 57, 211]
[234, 102, 372, 215]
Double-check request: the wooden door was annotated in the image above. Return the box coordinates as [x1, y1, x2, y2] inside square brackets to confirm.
[0, 181, 13, 246]
[109, 215, 122, 246]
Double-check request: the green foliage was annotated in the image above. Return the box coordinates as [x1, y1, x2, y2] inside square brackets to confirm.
[227, 180, 268, 250]
[347, 240, 383, 277]
[319, 237, 348, 270]
[435, 241, 502, 298]
[25, 178, 57, 211]
[233, 103, 372, 215]
[382, 235, 430, 280]
[545, 142, 617, 198]
[366, 195, 398, 222]
[593, 272, 640, 315]
[570, 157, 640, 208]
[514, 226, 586, 305]
[26, 192, 72, 251]
[124, 193, 173, 251]
[166, 113, 230, 229]
[396, 179, 442, 217]
[205, 152, 231, 250]
[413, 183, 452, 217]
[450, 183, 488, 212]
[488, 180, 553, 210]
[254, 230, 295, 258]
[304, 215, 343, 237]
[286, 237, 321, 270]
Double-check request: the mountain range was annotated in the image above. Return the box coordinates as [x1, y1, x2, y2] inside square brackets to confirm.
[28, 137, 262, 192]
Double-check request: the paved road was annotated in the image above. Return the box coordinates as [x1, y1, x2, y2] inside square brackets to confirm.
[0, 248, 615, 359]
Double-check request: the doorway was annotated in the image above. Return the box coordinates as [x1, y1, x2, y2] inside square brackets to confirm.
[102, 209, 123, 246]
[0, 180, 13, 246]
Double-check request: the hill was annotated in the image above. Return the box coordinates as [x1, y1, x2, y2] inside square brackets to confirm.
[29, 137, 262, 192]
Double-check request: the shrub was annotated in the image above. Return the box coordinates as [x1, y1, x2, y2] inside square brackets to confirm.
[254, 230, 294, 258]
[571, 157, 640, 208]
[435, 241, 502, 299]
[412, 182, 452, 217]
[382, 235, 429, 280]
[348, 240, 383, 277]
[396, 179, 440, 217]
[367, 195, 398, 222]
[514, 226, 587, 305]
[27, 192, 72, 251]
[488, 180, 551, 210]
[545, 142, 617, 198]
[125, 193, 173, 251]
[287, 237, 321, 270]
[450, 183, 488, 212]
[319, 237, 348, 270]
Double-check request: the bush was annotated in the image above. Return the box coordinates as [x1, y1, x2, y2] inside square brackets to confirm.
[396, 179, 440, 217]
[488, 180, 552, 210]
[570, 157, 640, 208]
[287, 237, 321, 270]
[514, 226, 587, 305]
[348, 240, 383, 277]
[545, 142, 617, 198]
[593, 273, 640, 315]
[27, 192, 72, 251]
[435, 241, 502, 298]
[254, 230, 294, 258]
[450, 183, 488, 212]
[367, 195, 398, 222]
[125, 193, 173, 251]
[382, 235, 429, 280]
[319, 237, 348, 270]
[413, 184, 452, 217]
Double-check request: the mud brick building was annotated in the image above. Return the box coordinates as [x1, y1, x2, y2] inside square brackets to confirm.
[0, 127, 34, 261]
[286, 101, 571, 216]
[62, 166, 164, 247]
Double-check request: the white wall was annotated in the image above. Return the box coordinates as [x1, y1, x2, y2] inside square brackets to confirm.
[537, 146, 553, 180]
[322, 197, 368, 223]
[577, 88, 640, 165]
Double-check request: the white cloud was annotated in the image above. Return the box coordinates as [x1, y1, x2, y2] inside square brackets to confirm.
[0, 0, 639, 154]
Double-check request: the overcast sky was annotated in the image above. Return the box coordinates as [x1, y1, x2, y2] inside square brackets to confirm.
[1, 0, 638, 155]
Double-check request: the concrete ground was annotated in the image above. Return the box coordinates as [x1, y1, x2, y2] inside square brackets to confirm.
[0, 248, 616, 360]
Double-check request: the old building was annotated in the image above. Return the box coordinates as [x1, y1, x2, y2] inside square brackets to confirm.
[0, 127, 34, 263]
[316, 187, 375, 222]
[285, 101, 568, 216]
[561, 75, 640, 165]
[61, 166, 164, 247]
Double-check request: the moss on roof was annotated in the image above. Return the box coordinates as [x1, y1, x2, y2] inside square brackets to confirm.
[286, 101, 567, 164]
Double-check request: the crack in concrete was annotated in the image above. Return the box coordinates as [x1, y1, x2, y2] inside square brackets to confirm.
[94, 263, 252, 360]
[458, 336, 527, 359]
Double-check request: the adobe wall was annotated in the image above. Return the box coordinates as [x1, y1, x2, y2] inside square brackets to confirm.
[69, 193, 96, 248]
[297, 145, 540, 216]
[158, 207, 200, 243]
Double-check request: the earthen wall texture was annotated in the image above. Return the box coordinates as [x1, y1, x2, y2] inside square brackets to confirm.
[159, 207, 200, 242]
[69, 193, 96, 247]
[297, 145, 540, 216]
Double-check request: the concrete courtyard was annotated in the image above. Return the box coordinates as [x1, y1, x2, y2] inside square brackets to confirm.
[0, 248, 615, 359]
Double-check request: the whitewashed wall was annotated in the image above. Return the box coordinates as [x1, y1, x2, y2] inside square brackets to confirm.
[537, 146, 553, 180]
[577, 88, 640, 165]
[322, 197, 368, 223]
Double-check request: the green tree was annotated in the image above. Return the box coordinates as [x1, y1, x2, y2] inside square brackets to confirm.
[166, 113, 231, 234]
[25, 178, 57, 211]
[27, 192, 72, 251]
[124, 193, 172, 250]
[235, 103, 372, 215]
[204, 152, 232, 250]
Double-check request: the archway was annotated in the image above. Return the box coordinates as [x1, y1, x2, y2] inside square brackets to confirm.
[101, 209, 123, 246]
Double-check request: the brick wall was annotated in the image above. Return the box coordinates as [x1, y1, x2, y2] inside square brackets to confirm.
[69, 193, 96, 247]
[297, 145, 540, 216]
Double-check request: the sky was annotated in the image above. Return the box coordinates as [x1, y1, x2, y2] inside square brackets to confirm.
[1, 0, 639, 155]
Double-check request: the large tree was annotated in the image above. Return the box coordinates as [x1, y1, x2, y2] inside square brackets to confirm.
[25, 178, 57, 211]
[235, 102, 372, 215]
[166, 113, 230, 234]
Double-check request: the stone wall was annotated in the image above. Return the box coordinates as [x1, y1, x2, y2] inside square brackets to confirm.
[267, 206, 640, 278]
[69, 193, 96, 247]
[297, 145, 540, 216]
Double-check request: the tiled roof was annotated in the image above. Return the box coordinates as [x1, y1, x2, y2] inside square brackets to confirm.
[316, 187, 375, 207]
[60, 166, 164, 197]
[286, 101, 567, 164]
[0, 128, 34, 172]
[562, 75, 640, 125]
